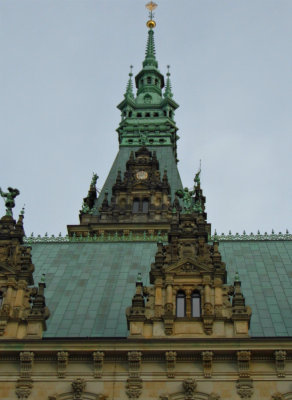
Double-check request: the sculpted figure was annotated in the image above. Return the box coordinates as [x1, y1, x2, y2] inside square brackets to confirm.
[0, 187, 20, 216]
[91, 173, 99, 187]
[175, 187, 195, 213]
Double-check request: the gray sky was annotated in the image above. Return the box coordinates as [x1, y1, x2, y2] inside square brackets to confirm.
[1, 0, 291, 236]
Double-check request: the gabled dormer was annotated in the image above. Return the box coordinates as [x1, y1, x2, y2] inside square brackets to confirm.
[127, 185, 251, 339]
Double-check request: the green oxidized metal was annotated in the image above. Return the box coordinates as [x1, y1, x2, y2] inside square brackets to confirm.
[116, 28, 179, 160]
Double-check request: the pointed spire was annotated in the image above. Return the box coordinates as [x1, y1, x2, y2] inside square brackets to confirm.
[164, 65, 173, 98]
[143, 28, 158, 68]
[124, 65, 134, 99]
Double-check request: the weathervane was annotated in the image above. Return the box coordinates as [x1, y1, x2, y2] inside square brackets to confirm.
[146, 1, 158, 29]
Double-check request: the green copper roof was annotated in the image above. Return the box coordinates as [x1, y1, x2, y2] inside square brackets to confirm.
[93, 146, 183, 214]
[31, 240, 292, 338]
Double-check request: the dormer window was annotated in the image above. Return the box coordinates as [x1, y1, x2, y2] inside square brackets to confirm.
[137, 113, 142, 118]
[145, 112, 150, 117]
[191, 291, 201, 317]
[147, 77, 152, 84]
[176, 291, 186, 317]
[155, 78, 158, 86]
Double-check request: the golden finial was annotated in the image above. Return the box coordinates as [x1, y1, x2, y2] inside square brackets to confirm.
[146, 1, 157, 29]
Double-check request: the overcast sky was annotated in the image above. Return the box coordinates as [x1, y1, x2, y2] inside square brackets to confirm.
[0, 0, 291, 236]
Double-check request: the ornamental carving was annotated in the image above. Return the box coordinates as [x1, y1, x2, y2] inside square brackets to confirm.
[72, 378, 86, 400]
[236, 379, 254, 399]
[126, 378, 143, 399]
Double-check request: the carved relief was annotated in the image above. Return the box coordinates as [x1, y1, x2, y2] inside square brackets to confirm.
[183, 378, 197, 400]
[72, 378, 86, 400]
[236, 378, 254, 399]
[15, 379, 33, 400]
[125, 378, 143, 399]
[48, 379, 106, 400]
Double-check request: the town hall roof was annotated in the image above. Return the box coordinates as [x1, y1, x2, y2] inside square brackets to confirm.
[30, 239, 292, 338]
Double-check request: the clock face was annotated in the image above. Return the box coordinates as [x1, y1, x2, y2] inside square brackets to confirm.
[136, 170, 148, 180]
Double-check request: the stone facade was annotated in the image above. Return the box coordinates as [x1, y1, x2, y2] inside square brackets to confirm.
[0, 340, 292, 399]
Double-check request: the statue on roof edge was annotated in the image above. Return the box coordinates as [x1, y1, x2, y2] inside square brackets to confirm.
[0, 187, 20, 216]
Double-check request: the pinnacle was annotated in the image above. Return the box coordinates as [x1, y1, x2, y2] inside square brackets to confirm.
[124, 65, 134, 99]
[164, 65, 173, 98]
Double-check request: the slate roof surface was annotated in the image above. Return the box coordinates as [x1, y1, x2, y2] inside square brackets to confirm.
[93, 146, 183, 213]
[31, 240, 292, 338]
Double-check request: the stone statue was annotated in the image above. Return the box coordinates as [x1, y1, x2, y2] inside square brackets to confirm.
[91, 173, 99, 187]
[0, 187, 20, 216]
[175, 187, 195, 214]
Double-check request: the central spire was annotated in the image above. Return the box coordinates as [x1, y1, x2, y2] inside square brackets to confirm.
[116, 2, 180, 159]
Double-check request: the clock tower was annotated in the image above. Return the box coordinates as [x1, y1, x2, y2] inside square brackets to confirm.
[67, 11, 185, 238]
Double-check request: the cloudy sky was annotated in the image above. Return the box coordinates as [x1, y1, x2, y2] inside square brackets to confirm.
[0, 0, 291, 236]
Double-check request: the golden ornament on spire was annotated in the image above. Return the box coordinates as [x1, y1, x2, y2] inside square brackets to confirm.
[146, 1, 157, 29]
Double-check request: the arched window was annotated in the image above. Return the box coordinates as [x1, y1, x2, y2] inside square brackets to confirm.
[132, 199, 140, 213]
[176, 291, 186, 317]
[147, 76, 152, 84]
[142, 199, 149, 213]
[191, 291, 201, 317]
[128, 111, 132, 117]
[155, 78, 158, 86]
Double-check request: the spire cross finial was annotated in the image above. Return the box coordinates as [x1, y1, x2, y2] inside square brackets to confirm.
[167, 65, 170, 77]
[146, 1, 157, 20]
[146, 2, 157, 28]
[129, 65, 133, 77]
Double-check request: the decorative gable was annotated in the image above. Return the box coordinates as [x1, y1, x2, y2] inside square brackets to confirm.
[127, 179, 251, 339]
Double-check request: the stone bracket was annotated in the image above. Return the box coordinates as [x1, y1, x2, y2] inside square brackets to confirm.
[274, 350, 286, 377]
[237, 351, 251, 378]
[128, 351, 142, 379]
[165, 351, 176, 378]
[19, 352, 34, 379]
[202, 351, 213, 378]
[93, 351, 104, 378]
[57, 351, 68, 378]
